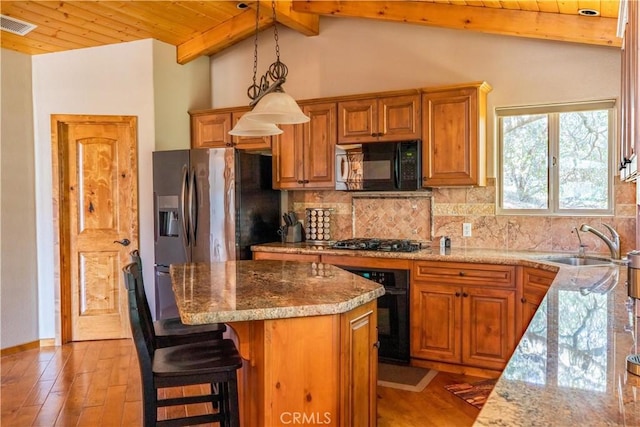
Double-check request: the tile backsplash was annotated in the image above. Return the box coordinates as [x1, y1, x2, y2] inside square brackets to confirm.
[288, 178, 637, 255]
[352, 194, 432, 241]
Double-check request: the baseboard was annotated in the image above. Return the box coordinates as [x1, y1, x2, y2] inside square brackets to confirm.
[411, 358, 501, 379]
[1, 339, 56, 356]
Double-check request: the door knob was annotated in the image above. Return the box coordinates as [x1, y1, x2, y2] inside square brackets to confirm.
[114, 238, 131, 246]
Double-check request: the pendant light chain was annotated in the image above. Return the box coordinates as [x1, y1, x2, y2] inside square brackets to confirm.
[230, 0, 309, 135]
[248, 1, 260, 101]
[272, 0, 280, 62]
[268, 0, 286, 83]
[245, 0, 290, 104]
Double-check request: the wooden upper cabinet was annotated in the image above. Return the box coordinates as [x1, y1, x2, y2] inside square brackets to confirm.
[230, 109, 272, 150]
[272, 102, 337, 190]
[421, 82, 491, 187]
[304, 103, 337, 188]
[338, 94, 421, 144]
[620, 0, 639, 182]
[190, 112, 233, 148]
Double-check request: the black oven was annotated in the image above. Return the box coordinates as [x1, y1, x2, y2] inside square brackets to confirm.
[335, 140, 421, 191]
[340, 266, 410, 364]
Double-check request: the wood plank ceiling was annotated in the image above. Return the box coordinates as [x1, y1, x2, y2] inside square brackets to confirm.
[0, 1, 622, 64]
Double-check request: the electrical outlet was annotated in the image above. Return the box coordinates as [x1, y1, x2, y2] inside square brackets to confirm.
[463, 223, 472, 237]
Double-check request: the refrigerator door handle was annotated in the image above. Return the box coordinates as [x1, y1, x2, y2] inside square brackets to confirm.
[180, 166, 190, 247]
[189, 168, 198, 246]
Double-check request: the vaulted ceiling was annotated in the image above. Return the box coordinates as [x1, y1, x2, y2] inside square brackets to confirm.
[0, 1, 622, 65]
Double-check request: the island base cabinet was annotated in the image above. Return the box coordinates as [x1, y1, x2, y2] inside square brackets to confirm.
[228, 300, 378, 427]
[340, 301, 378, 427]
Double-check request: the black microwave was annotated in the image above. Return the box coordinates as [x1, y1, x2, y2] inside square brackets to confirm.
[336, 141, 421, 191]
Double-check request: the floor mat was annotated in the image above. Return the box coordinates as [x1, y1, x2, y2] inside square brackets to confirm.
[444, 378, 497, 409]
[377, 363, 438, 392]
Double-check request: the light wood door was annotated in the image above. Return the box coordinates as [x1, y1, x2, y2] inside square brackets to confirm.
[410, 282, 461, 363]
[378, 94, 421, 141]
[190, 112, 232, 148]
[462, 286, 516, 370]
[53, 115, 138, 342]
[340, 300, 377, 427]
[302, 102, 337, 189]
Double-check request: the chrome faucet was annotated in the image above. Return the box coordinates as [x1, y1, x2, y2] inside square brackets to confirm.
[579, 223, 621, 260]
[572, 227, 586, 257]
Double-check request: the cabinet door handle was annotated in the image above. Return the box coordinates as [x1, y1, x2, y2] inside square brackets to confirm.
[459, 271, 465, 276]
[455, 291, 461, 297]
[373, 341, 380, 349]
[521, 297, 527, 303]
[462, 292, 469, 298]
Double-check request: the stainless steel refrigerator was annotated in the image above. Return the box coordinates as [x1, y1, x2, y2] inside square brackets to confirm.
[153, 148, 280, 319]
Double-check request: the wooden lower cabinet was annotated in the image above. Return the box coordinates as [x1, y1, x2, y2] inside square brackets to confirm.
[411, 261, 517, 372]
[518, 266, 557, 335]
[228, 300, 378, 427]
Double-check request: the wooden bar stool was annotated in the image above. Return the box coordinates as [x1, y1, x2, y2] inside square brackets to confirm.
[123, 262, 242, 427]
[130, 250, 227, 348]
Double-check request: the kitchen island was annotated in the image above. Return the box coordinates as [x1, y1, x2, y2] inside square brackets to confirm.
[252, 243, 640, 425]
[169, 260, 385, 427]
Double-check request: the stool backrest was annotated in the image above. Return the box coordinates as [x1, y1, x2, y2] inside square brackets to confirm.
[130, 249, 142, 270]
[123, 262, 156, 361]
[127, 250, 155, 330]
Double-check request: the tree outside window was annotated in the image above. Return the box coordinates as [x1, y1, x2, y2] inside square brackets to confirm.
[498, 101, 614, 215]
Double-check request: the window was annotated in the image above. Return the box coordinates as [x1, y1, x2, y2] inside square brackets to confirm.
[497, 100, 615, 215]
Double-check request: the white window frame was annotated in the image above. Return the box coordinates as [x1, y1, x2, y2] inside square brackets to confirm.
[496, 100, 616, 216]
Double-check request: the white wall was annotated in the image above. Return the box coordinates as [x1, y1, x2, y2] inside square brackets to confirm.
[153, 42, 211, 150]
[211, 17, 621, 176]
[31, 39, 210, 343]
[1, 49, 39, 349]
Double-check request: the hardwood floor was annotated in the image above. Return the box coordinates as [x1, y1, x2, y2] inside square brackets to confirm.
[1, 339, 482, 426]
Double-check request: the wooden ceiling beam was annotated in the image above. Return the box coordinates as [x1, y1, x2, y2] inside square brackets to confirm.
[268, 0, 319, 36]
[291, 0, 622, 47]
[177, 9, 270, 65]
[176, 1, 318, 65]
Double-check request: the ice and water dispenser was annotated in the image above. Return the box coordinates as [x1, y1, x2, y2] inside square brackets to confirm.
[157, 195, 180, 237]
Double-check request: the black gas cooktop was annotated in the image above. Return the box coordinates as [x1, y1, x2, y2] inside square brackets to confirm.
[331, 238, 422, 253]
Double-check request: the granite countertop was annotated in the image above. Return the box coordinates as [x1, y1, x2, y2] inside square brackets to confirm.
[252, 242, 640, 425]
[169, 260, 385, 325]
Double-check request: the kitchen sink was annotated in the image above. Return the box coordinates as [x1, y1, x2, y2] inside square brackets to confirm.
[543, 256, 613, 266]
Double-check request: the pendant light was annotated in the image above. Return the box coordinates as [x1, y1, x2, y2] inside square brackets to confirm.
[228, 1, 309, 136]
[229, 114, 283, 136]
